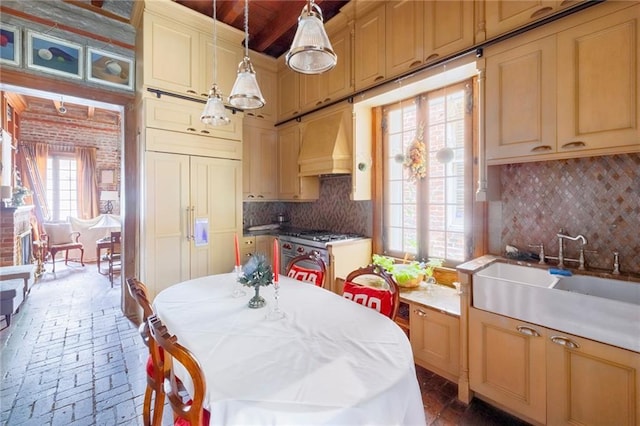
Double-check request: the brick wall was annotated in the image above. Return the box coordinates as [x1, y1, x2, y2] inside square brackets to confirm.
[18, 105, 121, 215]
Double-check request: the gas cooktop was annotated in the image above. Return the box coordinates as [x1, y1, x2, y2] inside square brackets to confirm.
[278, 229, 366, 247]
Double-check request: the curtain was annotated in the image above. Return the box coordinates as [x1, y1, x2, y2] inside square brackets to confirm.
[76, 147, 99, 219]
[34, 143, 48, 186]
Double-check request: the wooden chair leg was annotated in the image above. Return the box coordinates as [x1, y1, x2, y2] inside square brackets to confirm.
[151, 387, 165, 426]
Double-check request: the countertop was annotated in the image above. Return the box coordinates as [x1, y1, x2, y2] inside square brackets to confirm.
[399, 282, 461, 317]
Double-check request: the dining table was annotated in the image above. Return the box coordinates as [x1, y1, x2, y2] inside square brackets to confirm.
[153, 272, 426, 425]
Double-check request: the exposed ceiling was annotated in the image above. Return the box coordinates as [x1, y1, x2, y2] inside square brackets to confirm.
[174, 0, 350, 59]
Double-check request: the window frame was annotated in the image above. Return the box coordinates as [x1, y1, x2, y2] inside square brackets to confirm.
[46, 153, 79, 222]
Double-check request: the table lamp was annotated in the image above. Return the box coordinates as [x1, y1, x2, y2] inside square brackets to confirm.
[101, 190, 119, 214]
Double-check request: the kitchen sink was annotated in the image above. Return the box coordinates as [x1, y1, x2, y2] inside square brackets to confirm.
[551, 274, 640, 305]
[473, 261, 640, 352]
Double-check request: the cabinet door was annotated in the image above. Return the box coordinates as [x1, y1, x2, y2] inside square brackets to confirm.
[546, 330, 640, 426]
[143, 13, 200, 96]
[201, 37, 241, 101]
[277, 65, 300, 121]
[485, 35, 556, 161]
[299, 73, 326, 112]
[423, 0, 474, 64]
[325, 24, 353, 102]
[277, 123, 301, 200]
[469, 308, 547, 424]
[243, 119, 278, 200]
[386, 0, 423, 77]
[143, 151, 191, 299]
[255, 235, 274, 266]
[241, 236, 255, 262]
[557, 5, 640, 153]
[355, 4, 386, 90]
[245, 61, 277, 122]
[410, 304, 460, 381]
[485, 0, 558, 39]
[190, 156, 242, 277]
[144, 96, 242, 143]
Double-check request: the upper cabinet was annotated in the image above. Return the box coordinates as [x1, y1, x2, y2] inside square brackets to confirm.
[244, 53, 278, 122]
[485, 2, 640, 163]
[277, 121, 319, 201]
[140, 0, 244, 100]
[355, 0, 473, 91]
[556, 5, 640, 153]
[277, 61, 300, 122]
[484, 0, 581, 40]
[243, 117, 278, 201]
[354, 3, 386, 91]
[299, 21, 354, 112]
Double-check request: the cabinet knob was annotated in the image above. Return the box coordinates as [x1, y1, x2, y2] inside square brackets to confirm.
[516, 325, 541, 337]
[200, 130, 210, 135]
[561, 141, 586, 150]
[425, 53, 439, 62]
[531, 145, 552, 152]
[530, 6, 553, 18]
[186, 127, 196, 132]
[414, 309, 428, 317]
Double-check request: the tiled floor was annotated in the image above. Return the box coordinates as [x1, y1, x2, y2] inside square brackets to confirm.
[1, 262, 531, 426]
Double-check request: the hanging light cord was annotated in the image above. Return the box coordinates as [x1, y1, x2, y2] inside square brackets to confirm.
[244, 0, 249, 58]
[213, 0, 218, 84]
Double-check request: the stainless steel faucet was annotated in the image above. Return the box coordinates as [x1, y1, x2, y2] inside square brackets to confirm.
[556, 229, 587, 268]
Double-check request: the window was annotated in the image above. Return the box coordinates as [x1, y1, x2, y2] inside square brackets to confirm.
[382, 81, 472, 264]
[46, 155, 78, 221]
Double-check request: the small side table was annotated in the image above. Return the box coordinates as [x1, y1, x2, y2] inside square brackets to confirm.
[96, 238, 111, 275]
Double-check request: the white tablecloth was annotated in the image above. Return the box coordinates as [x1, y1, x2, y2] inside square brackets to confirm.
[153, 273, 426, 426]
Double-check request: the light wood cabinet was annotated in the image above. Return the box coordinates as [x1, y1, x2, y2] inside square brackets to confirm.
[547, 329, 640, 426]
[484, 0, 579, 40]
[485, 35, 557, 161]
[144, 96, 242, 142]
[277, 121, 319, 201]
[299, 22, 354, 112]
[385, 0, 423, 77]
[556, 5, 640, 153]
[244, 53, 277, 122]
[277, 63, 300, 121]
[469, 307, 640, 425]
[242, 117, 278, 201]
[485, 3, 640, 163]
[241, 236, 255, 262]
[423, 0, 474, 65]
[143, 12, 240, 100]
[410, 304, 460, 383]
[142, 152, 242, 300]
[354, 3, 386, 90]
[240, 235, 274, 265]
[469, 307, 546, 424]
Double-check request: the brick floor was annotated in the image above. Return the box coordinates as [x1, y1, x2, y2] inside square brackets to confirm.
[1, 262, 530, 426]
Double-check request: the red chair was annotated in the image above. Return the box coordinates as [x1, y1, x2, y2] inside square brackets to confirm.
[126, 278, 164, 426]
[343, 264, 400, 320]
[285, 251, 327, 288]
[148, 314, 210, 426]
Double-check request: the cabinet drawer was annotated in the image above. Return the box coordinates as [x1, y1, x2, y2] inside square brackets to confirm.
[145, 96, 242, 142]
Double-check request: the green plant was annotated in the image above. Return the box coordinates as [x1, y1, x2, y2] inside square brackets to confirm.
[238, 253, 273, 288]
[372, 254, 443, 286]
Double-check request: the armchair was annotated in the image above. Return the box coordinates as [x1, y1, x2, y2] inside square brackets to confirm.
[42, 222, 85, 273]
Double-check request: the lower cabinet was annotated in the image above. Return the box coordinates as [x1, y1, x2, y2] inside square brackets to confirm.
[469, 307, 640, 426]
[410, 304, 460, 383]
[241, 235, 274, 266]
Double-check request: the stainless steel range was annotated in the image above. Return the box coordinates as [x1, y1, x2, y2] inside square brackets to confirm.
[278, 230, 366, 275]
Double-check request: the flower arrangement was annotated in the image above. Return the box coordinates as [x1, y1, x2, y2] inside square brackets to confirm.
[238, 253, 273, 288]
[12, 186, 31, 206]
[372, 254, 443, 288]
[404, 122, 427, 182]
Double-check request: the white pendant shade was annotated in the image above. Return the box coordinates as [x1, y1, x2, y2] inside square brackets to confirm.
[286, 2, 336, 74]
[228, 56, 265, 110]
[201, 84, 231, 125]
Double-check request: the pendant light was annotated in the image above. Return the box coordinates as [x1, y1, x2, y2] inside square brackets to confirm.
[228, 0, 265, 110]
[286, 0, 337, 74]
[200, 0, 231, 125]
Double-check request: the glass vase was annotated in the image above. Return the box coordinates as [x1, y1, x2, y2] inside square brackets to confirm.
[248, 286, 266, 309]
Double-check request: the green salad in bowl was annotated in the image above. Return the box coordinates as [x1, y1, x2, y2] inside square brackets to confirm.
[372, 254, 443, 288]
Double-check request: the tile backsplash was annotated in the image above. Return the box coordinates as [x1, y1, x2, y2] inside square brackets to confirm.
[243, 175, 373, 236]
[495, 153, 640, 274]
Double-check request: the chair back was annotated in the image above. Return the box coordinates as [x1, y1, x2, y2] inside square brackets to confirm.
[125, 277, 154, 340]
[343, 264, 400, 320]
[148, 314, 208, 426]
[110, 231, 121, 254]
[285, 251, 327, 287]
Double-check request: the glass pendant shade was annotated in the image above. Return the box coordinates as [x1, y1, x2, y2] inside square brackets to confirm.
[286, 1, 337, 74]
[201, 84, 231, 125]
[228, 56, 265, 110]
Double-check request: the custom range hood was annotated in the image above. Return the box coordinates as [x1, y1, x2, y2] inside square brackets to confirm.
[298, 108, 352, 176]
